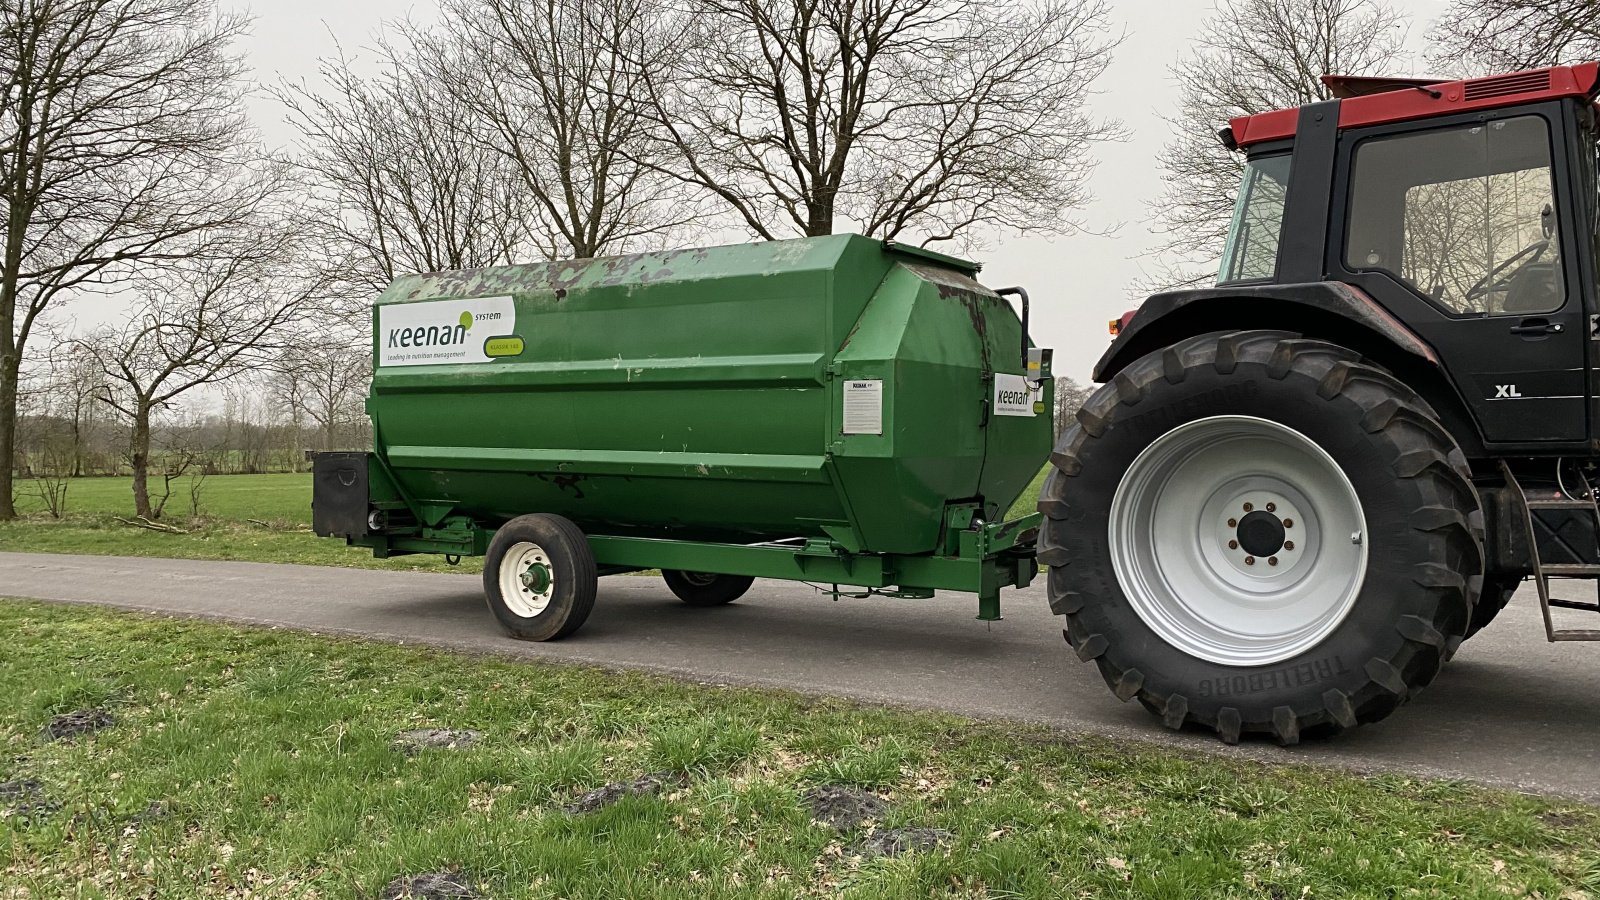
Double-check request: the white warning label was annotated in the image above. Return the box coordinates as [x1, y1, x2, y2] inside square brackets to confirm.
[842, 380, 884, 435]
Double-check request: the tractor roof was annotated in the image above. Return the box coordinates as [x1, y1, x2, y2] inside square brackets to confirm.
[1228, 62, 1600, 149]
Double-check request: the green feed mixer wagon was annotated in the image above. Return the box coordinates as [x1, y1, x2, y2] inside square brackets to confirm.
[312, 234, 1054, 640]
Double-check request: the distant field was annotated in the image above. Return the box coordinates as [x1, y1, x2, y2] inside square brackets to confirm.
[4, 468, 1053, 574]
[12, 472, 313, 523]
[2, 473, 469, 573]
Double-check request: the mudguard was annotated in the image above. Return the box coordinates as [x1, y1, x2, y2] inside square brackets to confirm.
[1094, 282, 1439, 382]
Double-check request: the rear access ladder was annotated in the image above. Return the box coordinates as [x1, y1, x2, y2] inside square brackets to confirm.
[1501, 462, 1600, 641]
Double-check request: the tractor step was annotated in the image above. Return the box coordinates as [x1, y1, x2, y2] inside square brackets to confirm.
[1500, 462, 1600, 642]
[1534, 564, 1600, 577]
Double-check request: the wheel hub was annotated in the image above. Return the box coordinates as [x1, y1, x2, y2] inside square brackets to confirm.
[499, 542, 556, 617]
[1108, 415, 1369, 666]
[1235, 510, 1286, 558]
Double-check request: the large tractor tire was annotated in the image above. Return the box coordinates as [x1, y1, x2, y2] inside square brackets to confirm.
[1039, 331, 1483, 743]
[1466, 575, 1521, 639]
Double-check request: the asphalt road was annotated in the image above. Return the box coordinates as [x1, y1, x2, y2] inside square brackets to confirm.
[2, 551, 1596, 803]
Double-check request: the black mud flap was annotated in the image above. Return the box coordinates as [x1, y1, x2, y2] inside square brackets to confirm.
[312, 452, 371, 539]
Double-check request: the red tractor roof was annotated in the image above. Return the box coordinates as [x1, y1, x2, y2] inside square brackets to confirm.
[1229, 62, 1600, 149]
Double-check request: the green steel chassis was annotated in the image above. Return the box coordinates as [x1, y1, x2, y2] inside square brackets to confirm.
[348, 507, 1042, 621]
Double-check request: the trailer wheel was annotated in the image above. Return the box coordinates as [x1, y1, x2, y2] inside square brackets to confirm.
[663, 570, 755, 606]
[483, 514, 597, 641]
[1039, 331, 1483, 743]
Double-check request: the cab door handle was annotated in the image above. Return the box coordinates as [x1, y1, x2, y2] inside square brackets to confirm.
[1509, 318, 1561, 336]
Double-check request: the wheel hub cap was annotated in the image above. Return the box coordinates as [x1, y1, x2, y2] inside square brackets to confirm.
[520, 563, 552, 594]
[1235, 510, 1286, 558]
[499, 542, 556, 617]
[1108, 415, 1369, 666]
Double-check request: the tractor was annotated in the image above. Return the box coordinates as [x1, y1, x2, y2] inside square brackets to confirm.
[1041, 63, 1600, 743]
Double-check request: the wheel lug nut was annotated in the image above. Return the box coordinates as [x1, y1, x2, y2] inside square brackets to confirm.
[1243, 502, 1254, 512]
[1266, 502, 1276, 512]
[1283, 518, 1293, 528]
[1244, 556, 1255, 565]
[1227, 518, 1237, 527]
[1228, 540, 1238, 549]
[1284, 540, 1294, 550]
[1268, 556, 1278, 566]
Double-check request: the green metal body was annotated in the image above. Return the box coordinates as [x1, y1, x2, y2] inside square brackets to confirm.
[342, 234, 1052, 613]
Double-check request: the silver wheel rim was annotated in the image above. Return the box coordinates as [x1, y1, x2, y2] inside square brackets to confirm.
[1108, 415, 1368, 666]
[679, 571, 719, 587]
[500, 542, 555, 618]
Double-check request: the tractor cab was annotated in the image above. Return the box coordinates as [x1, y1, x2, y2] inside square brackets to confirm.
[1213, 63, 1600, 452]
[1042, 64, 1600, 744]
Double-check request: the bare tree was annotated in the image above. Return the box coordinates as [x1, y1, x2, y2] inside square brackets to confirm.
[640, 0, 1121, 247]
[431, 0, 700, 259]
[0, 0, 271, 519]
[1433, 0, 1600, 73]
[1144, 0, 1409, 291]
[271, 336, 370, 452]
[1052, 375, 1091, 442]
[276, 32, 542, 305]
[82, 227, 322, 519]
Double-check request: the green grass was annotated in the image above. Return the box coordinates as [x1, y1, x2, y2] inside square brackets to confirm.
[12, 472, 313, 522]
[3, 473, 472, 573]
[4, 469, 1055, 575]
[1, 601, 1596, 899]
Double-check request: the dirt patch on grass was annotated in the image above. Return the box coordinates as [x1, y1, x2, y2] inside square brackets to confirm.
[380, 873, 480, 899]
[564, 772, 680, 814]
[43, 708, 114, 741]
[803, 785, 887, 831]
[0, 778, 58, 822]
[392, 729, 481, 755]
[1537, 810, 1592, 831]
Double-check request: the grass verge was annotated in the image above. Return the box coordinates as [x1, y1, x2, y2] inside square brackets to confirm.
[3, 474, 471, 573]
[2, 600, 1597, 899]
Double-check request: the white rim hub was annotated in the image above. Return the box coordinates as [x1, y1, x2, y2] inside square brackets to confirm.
[500, 542, 556, 618]
[1108, 415, 1369, 666]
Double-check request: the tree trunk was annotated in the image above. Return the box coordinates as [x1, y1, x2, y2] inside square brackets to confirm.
[0, 361, 17, 520]
[130, 408, 153, 519]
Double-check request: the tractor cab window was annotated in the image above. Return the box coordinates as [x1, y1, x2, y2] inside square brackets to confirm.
[1346, 115, 1564, 316]
[1220, 155, 1292, 284]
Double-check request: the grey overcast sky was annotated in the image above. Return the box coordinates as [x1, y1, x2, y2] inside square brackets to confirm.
[221, 0, 1454, 383]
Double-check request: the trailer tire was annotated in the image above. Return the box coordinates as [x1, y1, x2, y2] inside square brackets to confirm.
[663, 570, 755, 606]
[483, 514, 598, 641]
[1039, 330, 1483, 743]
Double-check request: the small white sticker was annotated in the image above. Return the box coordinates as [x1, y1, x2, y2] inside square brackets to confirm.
[842, 380, 883, 434]
[994, 373, 1037, 417]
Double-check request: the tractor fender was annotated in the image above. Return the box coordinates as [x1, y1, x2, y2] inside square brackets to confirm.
[1093, 281, 1486, 457]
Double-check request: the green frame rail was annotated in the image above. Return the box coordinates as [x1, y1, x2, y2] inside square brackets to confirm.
[355, 512, 1043, 621]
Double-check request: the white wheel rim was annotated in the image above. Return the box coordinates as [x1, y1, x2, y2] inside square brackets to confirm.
[1108, 415, 1368, 666]
[499, 542, 555, 618]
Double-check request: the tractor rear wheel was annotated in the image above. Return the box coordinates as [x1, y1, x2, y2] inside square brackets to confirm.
[1039, 331, 1483, 743]
[1466, 575, 1522, 639]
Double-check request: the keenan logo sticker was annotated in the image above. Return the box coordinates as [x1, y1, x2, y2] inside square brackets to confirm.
[377, 296, 517, 367]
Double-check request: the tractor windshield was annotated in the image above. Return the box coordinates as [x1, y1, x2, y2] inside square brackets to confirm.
[1219, 155, 1292, 284]
[1345, 115, 1563, 316]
